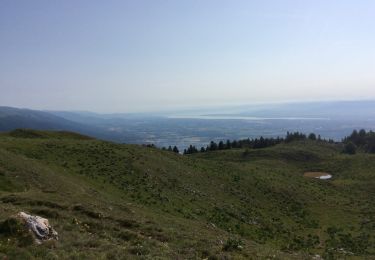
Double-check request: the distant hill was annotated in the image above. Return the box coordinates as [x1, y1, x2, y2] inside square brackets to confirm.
[0, 107, 158, 144]
[0, 107, 130, 143]
[204, 100, 375, 120]
[0, 106, 90, 132]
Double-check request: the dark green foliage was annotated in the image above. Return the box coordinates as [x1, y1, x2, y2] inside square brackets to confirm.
[242, 149, 250, 157]
[325, 226, 370, 255]
[209, 141, 218, 151]
[172, 146, 179, 153]
[343, 142, 357, 154]
[226, 139, 231, 149]
[0, 218, 23, 236]
[190, 136, 284, 154]
[0, 218, 34, 247]
[284, 234, 320, 251]
[285, 132, 306, 143]
[184, 145, 199, 154]
[223, 237, 243, 251]
[218, 141, 225, 150]
[179, 130, 365, 158]
[181, 131, 336, 156]
[308, 133, 317, 140]
[344, 129, 375, 153]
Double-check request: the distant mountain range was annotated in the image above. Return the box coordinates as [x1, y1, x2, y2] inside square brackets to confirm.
[228, 100, 375, 119]
[182, 100, 375, 120]
[0, 106, 172, 144]
[1, 100, 375, 148]
[0, 106, 127, 142]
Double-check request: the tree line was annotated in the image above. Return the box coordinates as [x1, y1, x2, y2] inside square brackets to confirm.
[343, 129, 375, 154]
[161, 145, 180, 154]
[155, 129, 375, 156]
[182, 131, 334, 155]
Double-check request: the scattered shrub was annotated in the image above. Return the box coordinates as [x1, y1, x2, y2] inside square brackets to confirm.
[223, 237, 243, 251]
[343, 142, 357, 155]
[0, 217, 34, 246]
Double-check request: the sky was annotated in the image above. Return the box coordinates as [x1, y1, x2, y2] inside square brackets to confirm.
[1, 0, 375, 113]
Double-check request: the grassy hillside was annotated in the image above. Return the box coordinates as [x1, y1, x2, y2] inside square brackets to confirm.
[0, 130, 374, 259]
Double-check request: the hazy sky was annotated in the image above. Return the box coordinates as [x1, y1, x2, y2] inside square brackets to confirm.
[1, 0, 375, 113]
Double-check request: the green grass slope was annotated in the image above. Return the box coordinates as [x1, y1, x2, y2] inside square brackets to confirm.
[0, 130, 374, 259]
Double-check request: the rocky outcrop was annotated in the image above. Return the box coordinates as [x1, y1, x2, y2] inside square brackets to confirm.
[17, 212, 58, 244]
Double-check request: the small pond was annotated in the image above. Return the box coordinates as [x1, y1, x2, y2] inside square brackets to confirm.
[304, 172, 332, 180]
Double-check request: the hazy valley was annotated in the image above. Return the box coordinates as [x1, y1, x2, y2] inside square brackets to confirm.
[2, 100, 375, 150]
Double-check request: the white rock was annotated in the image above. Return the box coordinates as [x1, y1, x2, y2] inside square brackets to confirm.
[17, 212, 58, 244]
[317, 174, 332, 180]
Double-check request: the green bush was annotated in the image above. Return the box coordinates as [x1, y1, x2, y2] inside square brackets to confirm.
[0, 217, 34, 246]
[343, 142, 357, 155]
[223, 237, 243, 251]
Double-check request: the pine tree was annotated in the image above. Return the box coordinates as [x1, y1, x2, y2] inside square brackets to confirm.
[226, 140, 231, 149]
[308, 133, 317, 140]
[209, 141, 218, 151]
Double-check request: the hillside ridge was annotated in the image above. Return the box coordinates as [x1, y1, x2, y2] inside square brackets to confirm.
[0, 129, 374, 259]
